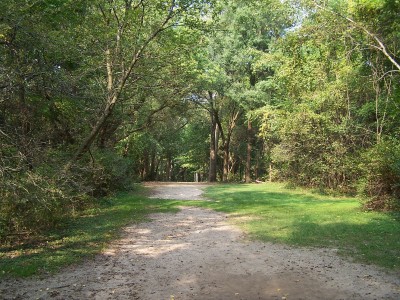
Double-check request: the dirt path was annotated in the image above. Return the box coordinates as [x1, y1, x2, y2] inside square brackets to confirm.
[1, 183, 399, 299]
[144, 182, 212, 200]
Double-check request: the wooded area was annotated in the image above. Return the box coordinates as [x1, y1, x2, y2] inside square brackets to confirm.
[1, 0, 399, 239]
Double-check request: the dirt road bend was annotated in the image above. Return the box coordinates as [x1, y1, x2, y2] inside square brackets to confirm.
[1, 183, 399, 299]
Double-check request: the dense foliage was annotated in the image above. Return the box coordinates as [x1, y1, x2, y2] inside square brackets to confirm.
[1, 0, 399, 240]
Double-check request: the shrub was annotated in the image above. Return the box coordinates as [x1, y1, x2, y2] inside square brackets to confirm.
[89, 150, 137, 196]
[358, 138, 400, 211]
[1, 172, 71, 240]
[0, 148, 137, 243]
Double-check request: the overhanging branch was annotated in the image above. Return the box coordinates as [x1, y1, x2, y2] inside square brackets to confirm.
[313, 1, 400, 72]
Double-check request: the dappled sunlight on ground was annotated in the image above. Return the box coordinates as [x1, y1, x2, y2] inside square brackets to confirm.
[0, 185, 399, 299]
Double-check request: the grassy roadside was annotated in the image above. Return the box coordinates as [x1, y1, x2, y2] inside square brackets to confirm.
[189, 183, 400, 270]
[0, 187, 179, 278]
[1, 182, 399, 278]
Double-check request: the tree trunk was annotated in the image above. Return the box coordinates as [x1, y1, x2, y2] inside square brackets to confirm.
[17, 78, 34, 170]
[149, 152, 157, 181]
[68, 94, 117, 164]
[166, 155, 172, 181]
[255, 150, 260, 180]
[269, 163, 273, 182]
[209, 109, 217, 182]
[222, 140, 230, 182]
[222, 134, 231, 182]
[64, 10, 174, 171]
[245, 118, 252, 183]
[222, 110, 240, 182]
[143, 155, 149, 181]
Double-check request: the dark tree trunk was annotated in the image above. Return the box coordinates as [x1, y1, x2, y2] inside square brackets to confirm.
[222, 141, 229, 182]
[166, 155, 172, 181]
[222, 109, 240, 182]
[222, 135, 232, 182]
[149, 152, 157, 181]
[209, 109, 217, 182]
[143, 154, 149, 181]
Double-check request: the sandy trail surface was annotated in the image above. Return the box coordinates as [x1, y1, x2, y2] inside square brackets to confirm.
[144, 182, 211, 201]
[1, 183, 399, 299]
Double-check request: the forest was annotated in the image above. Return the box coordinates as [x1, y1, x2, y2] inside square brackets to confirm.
[1, 0, 399, 240]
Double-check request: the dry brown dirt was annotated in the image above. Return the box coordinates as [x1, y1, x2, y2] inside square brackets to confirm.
[1, 183, 399, 300]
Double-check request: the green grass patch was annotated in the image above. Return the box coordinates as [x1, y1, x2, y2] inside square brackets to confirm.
[190, 183, 400, 269]
[0, 187, 179, 278]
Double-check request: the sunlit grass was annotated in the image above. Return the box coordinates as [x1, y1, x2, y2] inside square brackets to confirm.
[191, 183, 400, 269]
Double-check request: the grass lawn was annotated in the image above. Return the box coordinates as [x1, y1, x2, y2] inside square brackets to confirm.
[193, 183, 400, 270]
[0, 188, 178, 278]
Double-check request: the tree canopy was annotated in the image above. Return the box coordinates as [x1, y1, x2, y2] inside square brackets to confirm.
[1, 0, 399, 239]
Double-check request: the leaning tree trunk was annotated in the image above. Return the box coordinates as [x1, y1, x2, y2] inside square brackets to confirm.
[64, 8, 175, 172]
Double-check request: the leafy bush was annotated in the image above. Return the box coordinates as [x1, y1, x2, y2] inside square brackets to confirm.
[0, 148, 137, 243]
[89, 150, 137, 196]
[0, 171, 81, 240]
[358, 139, 400, 211]
[270, 110, 360, 194]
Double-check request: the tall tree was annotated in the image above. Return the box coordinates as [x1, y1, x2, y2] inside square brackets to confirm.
[66, 0, 215, 167]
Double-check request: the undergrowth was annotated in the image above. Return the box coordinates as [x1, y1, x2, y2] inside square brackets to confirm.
[0, 187, 178, 278]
